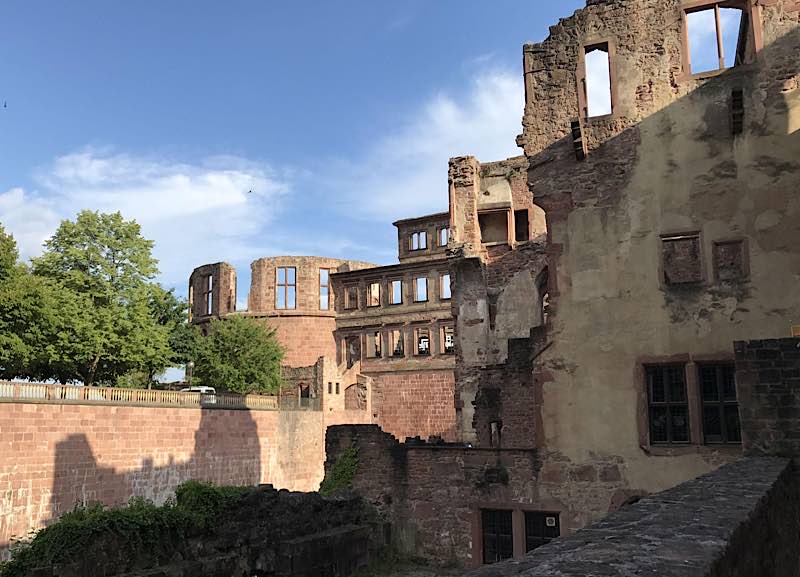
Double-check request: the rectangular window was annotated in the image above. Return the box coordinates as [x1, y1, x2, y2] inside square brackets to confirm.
[442, 326, 455, 355]
[478, 211, 509, 244]
[319, 269, 331, 310]
[685, 4, 746, 75]
[367, 331, 382, 359]
[204, 275, 213, 315]
[584, 43, 612, 117]
[390, 329, 404, 357]
[415, 327, 430, 356]
[525, 512, 560, 553]
[699, 363, 741, 444]
[438, 227, 449, 247]
[276, 267, 296, 310]
[646, 365, 690, 444]
[367, 282, 381, 307]
[335, 382, 340, 395]
[345, 336, 360, 369]
[440, 273, 451, 300]
[713, 240, 747, 282]
[482, 509, 513, 565]
[662, 233, 702, 286]
[328, 382, 332, 395]
[514, 210, 530, 242]
[414, 277, 428, 302]
[390, 280, 403, 305]
[410, 231, 427, 251]
[345, 286, 359, 310]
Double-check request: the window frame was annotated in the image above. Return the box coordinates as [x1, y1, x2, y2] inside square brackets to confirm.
[646, 363, 691, 445]
[481, 509, 514, 565]
[441, 325, 455, 355]
[319, 268, 332, 311]
[367, 330, 383, 359]
[344, 285, 359, 310]
[415, 326, 431, 356]
[390, 329, 405, 358]
[698, 362, 741, 444]
[524, 511, 560, 553]
[413, 276, 428, 303]
[389, 279, 403, 305]
[275, 266, 297, 310]
[410, 231, 428, 251]
[438, 227, 450, 247]
[203, 275, 213, 316]
[367, 281, 382, 308]
[576, 38, 618, 120]
[440, 273, 452, 301]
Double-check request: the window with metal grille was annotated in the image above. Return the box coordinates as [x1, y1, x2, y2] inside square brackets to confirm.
[525, 512, 560, 552]
[646, 364, 690, 444]
[482, 509, 513, 564]
[276, 267, 296, 310]
[699, 363, 741, 444]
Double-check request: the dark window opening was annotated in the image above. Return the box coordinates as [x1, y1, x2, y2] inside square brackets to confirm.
[482, 510, 513, 565]
[647, 364, 690, 444]
[335, 382, 340, 395]
[345, 336, 361, 369]
[327, 382, 332, 395]
[584, 43, 612, 117]
[478, 211, 509, 245]
[686, 5, 746, 74]
[514, 210, 530, 242]
[345, 286, 359, 310]
[525, 512, 560, 552]
[699, 363, 741, 444]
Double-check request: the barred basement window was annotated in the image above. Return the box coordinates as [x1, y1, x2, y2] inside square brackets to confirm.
[482, 509, 513, 564]
[646, 364, 690, 444]
[699, 363, 741, 444]
[525, 512, 560, 552]
[276, 267, 296, 310]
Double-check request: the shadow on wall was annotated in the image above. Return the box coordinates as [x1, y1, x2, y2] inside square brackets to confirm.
[47, 408, 262, 531]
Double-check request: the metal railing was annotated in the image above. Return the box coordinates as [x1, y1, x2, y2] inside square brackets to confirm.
[0, 381, 322, 411]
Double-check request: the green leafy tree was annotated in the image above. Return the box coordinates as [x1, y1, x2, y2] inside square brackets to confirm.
[192, 316, 284, 394]
[31, 211, 171, 385]
[0, 224, 18, 282]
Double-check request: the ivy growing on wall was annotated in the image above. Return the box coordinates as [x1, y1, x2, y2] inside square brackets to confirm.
[319, 445, 360, 496]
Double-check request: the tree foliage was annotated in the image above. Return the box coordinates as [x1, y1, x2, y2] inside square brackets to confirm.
[192, 316, 284, 394]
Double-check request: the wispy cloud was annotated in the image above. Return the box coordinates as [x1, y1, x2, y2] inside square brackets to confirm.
[325, 66, 524, 221]
[0, 149, 290, 286]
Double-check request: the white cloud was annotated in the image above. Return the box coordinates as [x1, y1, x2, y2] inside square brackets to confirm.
[0, 149, 290, 287]
[326, 67, 524, 221]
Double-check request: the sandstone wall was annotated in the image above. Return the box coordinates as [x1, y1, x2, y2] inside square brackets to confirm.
[0, 402, 370, 554]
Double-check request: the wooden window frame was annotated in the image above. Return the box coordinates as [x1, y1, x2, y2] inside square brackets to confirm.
[646, 364, 691, 445]
[481, 509, 514, 565]
[698, 362, 742, 444]
[524, 511, 560, 553]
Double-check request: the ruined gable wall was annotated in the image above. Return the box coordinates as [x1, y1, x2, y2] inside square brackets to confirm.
[521, 0, 800, 528]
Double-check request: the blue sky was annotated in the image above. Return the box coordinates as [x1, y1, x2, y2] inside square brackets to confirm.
[0, 1, 728, 303]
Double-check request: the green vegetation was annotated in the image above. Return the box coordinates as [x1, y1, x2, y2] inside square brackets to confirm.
[192, 316, 285, 395]
[0, 481, 251, 577]
[320, 445, 359, 496]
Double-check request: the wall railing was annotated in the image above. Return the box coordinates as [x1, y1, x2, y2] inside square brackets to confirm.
[0, 381, 322, 411]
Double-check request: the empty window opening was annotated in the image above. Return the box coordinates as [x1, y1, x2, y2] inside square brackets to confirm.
[276, 267, 297, 310]
[442, 326, 455, 355]
[335, 382, 340, 395]
[584, 44, 612, 117]
[478, 211, 509, 245]
[525, 512, 560, 552]
[327, 382, 332, 395]
[367, 282, 381, 307]
[416, 328, 430, 356]
[390, 280, 403, 305]
[482, 510, 513, 564]
[367, 331, 382, 358]
[699, 363, 741, 444]
[345, 336, 360, 369]
[344, 286, 359, 310]
[514, 210, 530, 242]
[440, 273, 451, 300]
[647, 364, 690, 444]
[686, 5, 746, 74]
[410, 231, 427, 251]
[414, 277, 428, 302]
[489, 421, 502, 448]
[438, 227, 450, 247]
[203, 275, 213, 316]
[298, 384, 310, 408]
[319, 269, 331, 311]
[390, 329, 404, 357]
